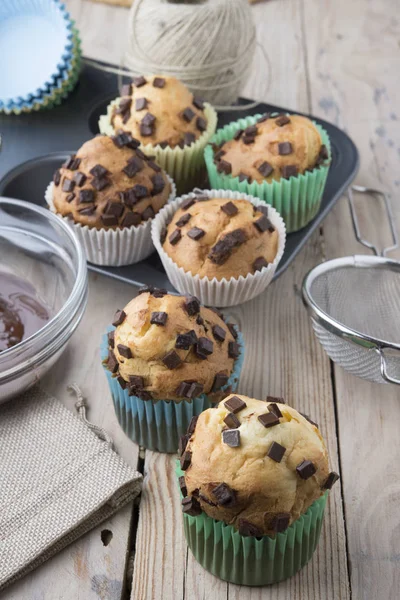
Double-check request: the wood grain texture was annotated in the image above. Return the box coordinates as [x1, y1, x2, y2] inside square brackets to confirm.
[303, 1, 400, 598]
[1, 274, 141, 600]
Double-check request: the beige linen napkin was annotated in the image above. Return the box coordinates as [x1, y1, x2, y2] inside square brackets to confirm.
[0, 387, 142, 592]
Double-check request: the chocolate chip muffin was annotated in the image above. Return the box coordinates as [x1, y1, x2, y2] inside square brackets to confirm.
[52, 134, 171, 229]
[179, 394, 339, 536]
[161, 195, 279, 280]
[105, 288, 241, 401]
[214, 113, 329, 184]
[111, 75, 209, 149]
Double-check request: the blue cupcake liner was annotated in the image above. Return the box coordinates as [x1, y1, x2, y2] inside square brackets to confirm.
[0, 0, 79, 111]
[101, 326, 245, 453]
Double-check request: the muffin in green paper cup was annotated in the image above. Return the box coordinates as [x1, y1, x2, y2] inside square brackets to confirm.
[204, 112, 331, 233]
[101, 288, 244, 453]
[177, 394, 339, 585]
[98, 75, 217, 194]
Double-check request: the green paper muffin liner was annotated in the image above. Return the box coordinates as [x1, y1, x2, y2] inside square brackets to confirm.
[99, 100, 217, 194]
[204, 114, 331, 233]
[100, 327, 244, 453]
[176, 463, 328, 586]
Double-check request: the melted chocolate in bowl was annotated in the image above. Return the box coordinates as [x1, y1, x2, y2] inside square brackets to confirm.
[0, 272, 51, 353]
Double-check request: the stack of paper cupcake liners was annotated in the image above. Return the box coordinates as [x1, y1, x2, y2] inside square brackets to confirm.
[0, 1, 82, 114]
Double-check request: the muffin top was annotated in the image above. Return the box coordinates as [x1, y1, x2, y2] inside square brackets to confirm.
[52, 135, 171, 230]
[105, 288, 241, 401]
[162, 195, 279, 281]
[179, 394, 339, 536]
[214, 114, 329, 184]
[111, 75, 208, 149]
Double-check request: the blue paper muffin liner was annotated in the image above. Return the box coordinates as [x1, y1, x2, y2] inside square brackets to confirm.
[101, 326, 245, 453]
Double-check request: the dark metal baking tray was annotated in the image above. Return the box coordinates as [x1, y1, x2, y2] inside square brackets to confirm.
[0, 59, 359, 292]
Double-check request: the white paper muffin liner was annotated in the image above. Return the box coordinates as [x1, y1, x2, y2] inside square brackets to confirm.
[151, 189, 286, 307]
[45, 175, 176, 266]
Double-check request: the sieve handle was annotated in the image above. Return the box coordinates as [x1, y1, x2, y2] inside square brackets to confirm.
[348, 185, 399, 257]
[379, 349, 400, 385]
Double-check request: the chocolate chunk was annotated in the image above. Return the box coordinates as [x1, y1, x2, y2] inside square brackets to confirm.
[176, 331, 197, 350]
[281, 165, 298, 179]
[142, 205, 155, 221]
[138, 285, 153, 295]
[322, 471, 340, 490]
[224, 412, 240, 429]
[132, 184, 148, 199]
[169, 229, 181, 245]
[296, 460, 317, 480]
[123, 157, 143, 178]
[238, 519, 263, 537]
[120, 188, 138, 208]
[141, 112, 156, 128]
[214, 149, 226, 161]
[238, 172, 251, 183]
[107, 349, 118, 373]
[122, 212, 142, 228]
[62, 156, 75, 170]
[104, 202, 124, 217]
[226, 323, 238, 339]
[117, 97, 132, 115]
[107, 330, 115, 348]
[162, 350, 182, 370]
[267, 403, 283, 418]
[228, 341, 240, 359]
[117, 344, 132, 359]
[132, 76, 146, 87]
[90, 164, 108, 178]
[258, 412, 280, 428]
[140, 124, 153, 136]
[278, 141, 293, 155]
[267, 441, 286, 463]
[129, 375, 145, 390]
[224, 396, 246, 413]
[182, 496, 201, 516]
[78, 206, 96, 216]
[135, 389, 153, 401]
[212, 483, 237, 507]
[62, 178, 75, 193]
[151, 287, 168, 298]
[212, 325, 226, 343]
[91, 177, 110, 191]
[112, 132, 140, 149]
[153, 76, 165, 88]
[53, 169, 61, 186]
[253, 257, 269, 272]
[117, 376, 127, 390]
[212, 372, 229, 392]
[176, 381, 204, 399]
[195, 337, 214, 357]
[151, 173, 165, 195]
[187, 227, 205, 241]
[233, 129, 243, 140]
[275, 115, 291, 126]
[257, 113, 270, 123]
[254, 214, 275, 233]
[266, 395, 285, 404]
[217, 159, 232, 175]
[180, 450, 192, 470]
[121, 83, 132, 96]
[150, 311, 168, 326]
[208, 229, 247, 265]
[181, 197, 196, 210]
[112, 309, 126, 326]
[221, 201, 238, 217]
[182, 107, 195, 122]
[187, 415, 198, 435]
[134, 97, 147, 111]
[270, 513, 290, 533]
[179, 475, 188, 498]
[184, 132, 196, 146]
[222, 429, 240, 448]
[62, 156, 80, 170]
[73, 172, 87, 187]
[184, 296, 200, 316]
[242, 134, 255, 145]
[179, 433, 190, 456]
[101, 214, 118, 227]
[66, 193, 75, 203]
[319, 144, 329, 161]
[244, 125, 258, 136]
[176, 213, 191, 227]
[196, 315, 205, 327]
[196, 117, 206, 132]
[159, 141, 169, 149]
[258, 161, 273, 178]
[193, 97, 204, 110]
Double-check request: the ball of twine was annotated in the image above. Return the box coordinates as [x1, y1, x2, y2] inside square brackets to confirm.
[123, 0, 257, 107]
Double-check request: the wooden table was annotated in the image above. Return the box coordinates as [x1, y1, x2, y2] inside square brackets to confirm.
[2, 1, 400, 599]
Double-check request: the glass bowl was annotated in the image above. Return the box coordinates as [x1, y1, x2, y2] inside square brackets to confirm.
[0, 197, 88, 403]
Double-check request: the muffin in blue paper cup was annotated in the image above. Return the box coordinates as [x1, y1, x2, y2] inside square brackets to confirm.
[177, 394, 340, 585]
[101, 287, 244, 453]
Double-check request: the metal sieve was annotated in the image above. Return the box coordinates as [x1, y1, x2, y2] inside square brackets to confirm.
[302, 185, 400, 385]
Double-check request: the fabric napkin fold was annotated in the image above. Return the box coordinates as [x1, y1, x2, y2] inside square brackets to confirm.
[0, 386, 142, 592]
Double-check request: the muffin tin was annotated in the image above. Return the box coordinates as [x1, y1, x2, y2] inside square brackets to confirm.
[0, 59, 359, 291]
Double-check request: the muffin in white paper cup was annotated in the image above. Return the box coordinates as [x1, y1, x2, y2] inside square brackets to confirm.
[151, 189, 286, 307]
[45, 174, 176, 267]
